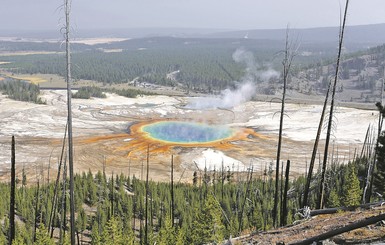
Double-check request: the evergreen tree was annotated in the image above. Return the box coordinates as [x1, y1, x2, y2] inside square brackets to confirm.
[157, 215, 175, 245]
[12, 235, 25, 245]
[327, 188, 341, 208]
[190, 195, 224, 244]
[76, 208, 87, 243]
[374, 131, 385, 196]
[101, 217, 125, 245]
[91, 220, 101, 245]
[342, 164, 361, 206]
[34, 224, 55, 245]
[175, 226, 186, 245]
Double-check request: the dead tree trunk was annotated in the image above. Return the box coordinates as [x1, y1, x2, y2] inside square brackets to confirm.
[238, 167, 253, 234]
[110, 173, 114, 218]
[60, 156, 67, 244]
[290, 212, 385, 245]
[64, 0, 76, 243]
[9, 136, 15, 245]
[273, 26, 296, 227]
[49, 123, 67, 237]
[308, 201, 385, 216]
[171, 155, 175, 227]
[281, 160, 290, 227]
[364, 101, 385, 203]
[145, 145, 150, 245]
[33, 180, 40, 243]
[303, 81, 332, 208]
[318, 0, 350, 209]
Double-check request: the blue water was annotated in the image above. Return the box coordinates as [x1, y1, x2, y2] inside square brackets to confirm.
[142, 121, 233, 144]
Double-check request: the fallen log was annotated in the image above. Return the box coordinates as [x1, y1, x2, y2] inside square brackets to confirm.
[289, 212, 385, 245]
[308, 201, 384, 216]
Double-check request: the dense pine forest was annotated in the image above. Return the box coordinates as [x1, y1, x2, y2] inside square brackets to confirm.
[2, 38, 385, 97]
[0, 154, 383, 244]
[0, 37, 344, 94]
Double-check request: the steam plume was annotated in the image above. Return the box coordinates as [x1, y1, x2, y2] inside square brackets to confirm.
[187, 48, 279, 109]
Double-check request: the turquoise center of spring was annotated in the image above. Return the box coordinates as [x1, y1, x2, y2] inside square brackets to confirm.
[142, 121, 234, 144]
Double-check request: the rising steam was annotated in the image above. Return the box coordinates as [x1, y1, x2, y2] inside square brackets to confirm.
[187, 48, 279, 109]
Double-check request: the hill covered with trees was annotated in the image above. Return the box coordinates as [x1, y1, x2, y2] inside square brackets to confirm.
[0, 154, 383, 244]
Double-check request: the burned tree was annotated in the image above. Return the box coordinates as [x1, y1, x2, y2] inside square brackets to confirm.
[318, 0, 350, 209]
[273, 27, 297, 227]
[62, 0, 76, 243]
[9, 136, 15, 245]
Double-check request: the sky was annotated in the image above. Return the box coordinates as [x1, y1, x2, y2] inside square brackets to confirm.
[1, 0, 385, 31]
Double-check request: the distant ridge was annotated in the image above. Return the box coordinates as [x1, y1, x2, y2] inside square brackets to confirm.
[1, 23, 385, 46]
[207, 23, 385, 45]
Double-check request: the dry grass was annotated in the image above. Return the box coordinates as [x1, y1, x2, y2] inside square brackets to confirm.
[8, 74, 47, 84]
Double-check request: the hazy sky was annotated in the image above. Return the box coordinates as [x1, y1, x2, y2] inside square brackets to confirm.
[1, 0, 385, 31]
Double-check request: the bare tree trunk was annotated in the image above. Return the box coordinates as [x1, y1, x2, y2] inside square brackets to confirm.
[303, 81, 332, 208]
[238, 167, 253, 234]
[280, 161, 284, 222]
[133, 194, 136, 236]
[360, 125, 371, 159]
[49, 123, 67, 237]
[33, 180, 40, 243]
[273, 26, 296, 227]
[145, 145, 150, 245]
[363, 128, 378, 203]
[291, 212, 385, 245]
[365, 77, 385, 203]
[60, 156, 67, 244]
[64, 0, 76, 243]
[281, 160, 290, 227]
[171, 155, 175, 227]
[110, 173, 114, 218]
[318, 0, 350, 209]
[9, 136, 15, 245]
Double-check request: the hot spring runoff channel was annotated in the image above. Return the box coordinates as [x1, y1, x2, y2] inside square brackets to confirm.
[141, 121, 234, 144]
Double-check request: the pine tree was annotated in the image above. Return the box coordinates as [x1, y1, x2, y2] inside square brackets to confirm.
[12, 235, 24, 245]
[121, 220, 136, 245]
[327, 189, 341, 208]
[374, 132, 385, 195]
[76, 208, 87, 243]
[190, 195, 224, 244]
[101, 217, 124, 245]
[342, 164, 361, 207]
[157, 215, 175, 245]
[91, 220, 101, 245]
[34, 224, 55, 245]
[175, 226, 186, 245]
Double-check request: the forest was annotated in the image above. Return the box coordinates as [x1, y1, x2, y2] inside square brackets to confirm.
[1, 153, 382, 244]
[1, 37, 384, 97]
[0, 79, 45, 104]
[0, 36, 343, 94]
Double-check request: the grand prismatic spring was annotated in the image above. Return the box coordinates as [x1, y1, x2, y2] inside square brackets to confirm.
[141, 121, 235, 144]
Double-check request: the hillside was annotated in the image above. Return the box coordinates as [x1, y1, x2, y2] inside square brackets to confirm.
[234, 204, 385, 244]
[1, 39, 384, 101]
[208, 23, 385, 47]
[285, 44, 385, 104]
